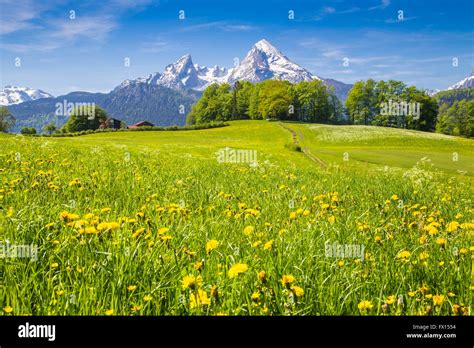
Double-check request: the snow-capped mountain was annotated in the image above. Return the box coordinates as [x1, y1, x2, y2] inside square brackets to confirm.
[117, 39, 350, 96]
[447, 70, 474, 90]
[0, 86, 54, 105]
[424, 88, 441, 96]
[116, 56, 230, 91]
[228, 39, 317, 84]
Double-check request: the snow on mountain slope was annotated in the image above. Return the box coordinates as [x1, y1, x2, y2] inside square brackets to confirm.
[0, 86, 54, 105]
[114, 39, 351, 99]
[228, 39, 318, 83]
[447, 70, 474, 90]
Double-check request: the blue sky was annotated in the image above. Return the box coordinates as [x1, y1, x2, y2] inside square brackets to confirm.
[1, 0, 473, 96]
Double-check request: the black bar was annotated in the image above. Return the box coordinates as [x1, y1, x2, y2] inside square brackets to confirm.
[0, 316, 472, 346]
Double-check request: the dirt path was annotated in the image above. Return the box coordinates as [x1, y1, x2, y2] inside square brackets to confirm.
[278, 122, 327, 168]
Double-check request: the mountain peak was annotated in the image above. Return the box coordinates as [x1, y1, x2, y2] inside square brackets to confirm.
[253, 39, 279, 54]
[447, 70, 474, 90]
[0, 85, 53, 106]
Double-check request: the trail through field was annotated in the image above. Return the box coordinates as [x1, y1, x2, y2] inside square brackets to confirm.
[278, 122, 327, 168]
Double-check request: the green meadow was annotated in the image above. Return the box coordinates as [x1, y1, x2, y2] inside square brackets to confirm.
[0, 121, 472, 316]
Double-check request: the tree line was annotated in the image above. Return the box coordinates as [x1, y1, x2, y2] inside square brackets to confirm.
[186, 80, 345, 125]
[1, 80, 472, 138]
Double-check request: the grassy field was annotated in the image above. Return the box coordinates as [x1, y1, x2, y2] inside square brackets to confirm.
[0, 120, 472, 316]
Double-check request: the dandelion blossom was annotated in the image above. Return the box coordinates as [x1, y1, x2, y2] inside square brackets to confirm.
[281, 274, 296, 287]
[206, 240, 219, 254]
[189, 289, 210, 309]
[182, 275, 202, 290]
[358, 300, 373, 311]
[433, 294, 445, 306]
[228, 263, 248, 279]
[291, 285, 304, 297]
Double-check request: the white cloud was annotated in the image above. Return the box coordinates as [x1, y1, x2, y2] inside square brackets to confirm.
[369, 0, 391, 11]
[49, 16, 117, 41]
[179, 21, 256, 32]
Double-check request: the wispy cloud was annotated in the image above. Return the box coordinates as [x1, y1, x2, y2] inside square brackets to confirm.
[0, 0, 153, 52]
[369, 0, 391, 11]
[179, 21, 256, 32]
[49, 16, 117, 41]
[0, 0, 55, 34]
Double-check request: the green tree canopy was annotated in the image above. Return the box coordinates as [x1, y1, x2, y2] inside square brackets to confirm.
[63, 105, 108, 132]
[0, 106, 16, 132]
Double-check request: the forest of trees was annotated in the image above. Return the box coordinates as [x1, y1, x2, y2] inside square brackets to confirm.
[436, 99, 474, 137]
[434, 87, 474, 106]
[62, 105, 108, 132]
[1, 80, 473, 138]
[186, 80, 345, 125]
[345, 79, 439, 131]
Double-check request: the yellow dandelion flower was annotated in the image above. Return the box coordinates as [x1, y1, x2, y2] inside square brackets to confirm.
[385, 295, 396, 305]
[132, 227, 145, 238]
[84, 226, 98, 234]
[397, 250, 411, 259]
[3, 306, 13, 313]
[127, 285, 137, 292]
[143, 295, 153, 302]
[291, 285, 304, 297]
[419, 251, 429, 261]
[258, 271, 267, 282]
[182, 275, 202, 290]
[105, 309, 114, 316]
[263, 240, 274, 250]
[59, 211, 70, 221]
[131, 305, 142, 312]
[243, 225, 254, 236]
[193, 261, 204, 271]
[189, 289, 210, 309]
[419, 235, 428, 244]
[408, 291, 416, 297]
[358, 300, 373, 311]
[328, 215, 336, 223]
[436, 238, 447, 247]
[50, 262, 59, 269]
[252, 240, 262, 248]
[391, 194, 398, 201]
[281, 274, 296, 287]
[433, 294, 445, 306]
[446, 221, 459, 232]
[158, 227, 169, 235]
[251, 292, 260, 301]
[206, 240, 219, 254]
[228, 263, 248, 279]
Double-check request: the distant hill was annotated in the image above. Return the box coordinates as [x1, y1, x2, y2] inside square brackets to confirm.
[433, 86, 474, 106]
[8, 86, 199, 133]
